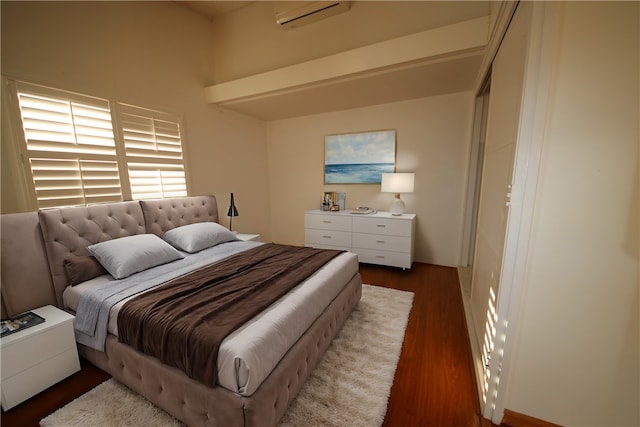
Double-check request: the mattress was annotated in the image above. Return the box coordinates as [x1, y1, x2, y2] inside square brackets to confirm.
[63, 244, 358, 396]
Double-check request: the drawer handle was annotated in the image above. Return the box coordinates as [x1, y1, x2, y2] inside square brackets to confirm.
[376, 240, 385, 243]
[375, 255, 385, 259]
[322, 235, 332, 239]
[322, 220, 332, 223]
[376, 224, 386, 228]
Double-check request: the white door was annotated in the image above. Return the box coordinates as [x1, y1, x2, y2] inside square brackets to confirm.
[469, 1, 532, 416]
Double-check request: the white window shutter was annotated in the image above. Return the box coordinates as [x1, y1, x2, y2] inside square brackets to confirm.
[117, 105, 187, 200]
[15, 83, 123, 208]
[11, 81, 189, 208]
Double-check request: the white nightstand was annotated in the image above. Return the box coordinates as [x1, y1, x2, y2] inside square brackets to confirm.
[236, 233, 261, 242]
[1, 305, 80, 410]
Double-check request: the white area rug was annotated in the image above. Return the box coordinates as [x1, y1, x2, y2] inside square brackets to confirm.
[40, 284, 413, 427]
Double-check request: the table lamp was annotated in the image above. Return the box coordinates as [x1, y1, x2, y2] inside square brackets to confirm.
[227, 193, 239, 231]
[381, 173, 414, 215]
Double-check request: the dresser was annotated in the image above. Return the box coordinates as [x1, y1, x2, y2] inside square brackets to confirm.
[1, 305, 81, 410]
[304, 209, 416, 269]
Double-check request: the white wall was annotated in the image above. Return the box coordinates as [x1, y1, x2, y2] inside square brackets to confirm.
[210, 1, 491, 83]
[0, 1, 271, 239]
[266, 93, 475, 266]
[504, 2, 639, 425]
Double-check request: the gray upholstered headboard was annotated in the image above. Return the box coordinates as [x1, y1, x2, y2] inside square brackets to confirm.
[140, 195, 218, 236]
[38, 200, 146, 310]
[1, 195, 219, 318]
[1, 212, 56, 318]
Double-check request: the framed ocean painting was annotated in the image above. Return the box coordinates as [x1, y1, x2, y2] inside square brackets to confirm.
[324, 130, 396, 184]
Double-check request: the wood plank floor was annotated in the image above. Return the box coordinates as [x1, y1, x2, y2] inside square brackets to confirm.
[1, 262, 500, 427]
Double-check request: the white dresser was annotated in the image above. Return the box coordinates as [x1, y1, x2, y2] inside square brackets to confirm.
[304, 209, 416, 269]
[1, 305, 80, 410]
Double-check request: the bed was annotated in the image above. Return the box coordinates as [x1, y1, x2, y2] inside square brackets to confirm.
[0, 195, 362, 426]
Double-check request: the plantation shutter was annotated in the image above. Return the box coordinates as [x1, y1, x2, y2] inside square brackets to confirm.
[15, 82, 123, 208]
[117, 105, 187, 200]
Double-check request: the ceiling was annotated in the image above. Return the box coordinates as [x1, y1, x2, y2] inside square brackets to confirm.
[216, 52, 484, 120]
[177, 1, 489, 121]
[179, 1, 254, 20]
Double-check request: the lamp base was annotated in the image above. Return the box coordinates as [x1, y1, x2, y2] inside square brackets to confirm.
[389, 197, 406, 215]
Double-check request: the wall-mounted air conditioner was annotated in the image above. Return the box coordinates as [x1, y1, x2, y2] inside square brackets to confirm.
[274, 1, 350, 30]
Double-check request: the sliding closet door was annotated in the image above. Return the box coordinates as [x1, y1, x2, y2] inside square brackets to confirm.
[469, 2, 531, 415]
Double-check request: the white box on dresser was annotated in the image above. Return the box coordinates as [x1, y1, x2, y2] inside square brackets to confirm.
[304, 210, 416, 269]
[1, 305, 80, 410]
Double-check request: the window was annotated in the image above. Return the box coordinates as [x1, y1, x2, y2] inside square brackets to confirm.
[11, 80, 188, 209]
[118, 104, 187, 201]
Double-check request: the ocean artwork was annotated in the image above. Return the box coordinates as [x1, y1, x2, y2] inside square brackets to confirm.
[324, 130, 396, 184]
[324, 163, 395, 184]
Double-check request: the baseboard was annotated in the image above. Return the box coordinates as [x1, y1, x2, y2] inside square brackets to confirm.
[502, 409, 562, 427]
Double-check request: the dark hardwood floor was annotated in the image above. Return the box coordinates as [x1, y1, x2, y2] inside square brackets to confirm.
[2, 262, 500, 427]
[363, 263, 497, 427]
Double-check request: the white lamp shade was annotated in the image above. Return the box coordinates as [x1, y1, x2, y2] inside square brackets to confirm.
[381, 173, 415, 194]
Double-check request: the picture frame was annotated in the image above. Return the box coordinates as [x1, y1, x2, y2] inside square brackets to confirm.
[1, 311, 45, 337]
[324, 129, 396, 184]
[321, 191, 339, 211]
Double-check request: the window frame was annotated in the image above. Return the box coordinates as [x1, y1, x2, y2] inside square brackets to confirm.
[5, 78, 191, 210]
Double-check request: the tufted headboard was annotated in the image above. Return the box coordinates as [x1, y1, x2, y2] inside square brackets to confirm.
[38, 201, 146, 309]
[141, 195, 218, 236]
[1, 195, 219, 318]
[1, 212, 56, 318]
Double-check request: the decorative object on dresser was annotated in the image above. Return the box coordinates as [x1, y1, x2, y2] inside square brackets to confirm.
[381, 172, 415, 215]
[321, 191, 339, 211]
[1, 305, 80, 410]
[305, 209, 416, 269]
[227, 192, 239, 231]
[337, 191, 346, 211]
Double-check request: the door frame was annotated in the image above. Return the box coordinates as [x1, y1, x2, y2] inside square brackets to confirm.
[473, 2, 561, 423]
[459, 85, 489, 267]
[461, 0, 518, 413]
[460, 0, 518, 268]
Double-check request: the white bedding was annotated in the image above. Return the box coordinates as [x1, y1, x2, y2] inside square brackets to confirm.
[64, 248, 358, 396]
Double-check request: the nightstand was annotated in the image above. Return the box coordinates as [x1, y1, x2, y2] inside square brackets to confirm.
[236, 233, 261, 242]
[1, 305, 80, 410]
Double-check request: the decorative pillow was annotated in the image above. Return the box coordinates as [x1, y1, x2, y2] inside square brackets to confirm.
[162, 222, 238, 253]
[64, 255, 108, 286]
[87, 234, 184, 279]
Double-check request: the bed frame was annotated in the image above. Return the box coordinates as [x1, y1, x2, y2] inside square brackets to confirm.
[0, 195, 362, 426]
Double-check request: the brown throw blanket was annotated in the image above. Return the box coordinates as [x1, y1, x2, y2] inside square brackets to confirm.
[117, 243, 343, 387]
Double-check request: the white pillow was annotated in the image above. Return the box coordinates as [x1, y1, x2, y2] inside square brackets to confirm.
[162, 222, 238, 253]
[88, 234, 184, 279]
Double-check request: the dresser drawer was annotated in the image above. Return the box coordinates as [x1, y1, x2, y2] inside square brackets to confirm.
[305, 228, 351, 249]
[304, 213, 352, 231]
[352, 233, 411, 254]
[352, 248, 412, 269]
[352, 216, 412, 237]
[1, 320, 76, 380]
[1, 347, 80, 410]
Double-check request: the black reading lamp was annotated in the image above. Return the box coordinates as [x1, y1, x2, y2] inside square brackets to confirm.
[227, 193, 239, 232]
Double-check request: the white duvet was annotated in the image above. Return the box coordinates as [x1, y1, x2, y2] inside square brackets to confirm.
[64, 248, 358, 396]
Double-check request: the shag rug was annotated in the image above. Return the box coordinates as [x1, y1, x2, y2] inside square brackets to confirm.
[40, 284, 413, 427]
